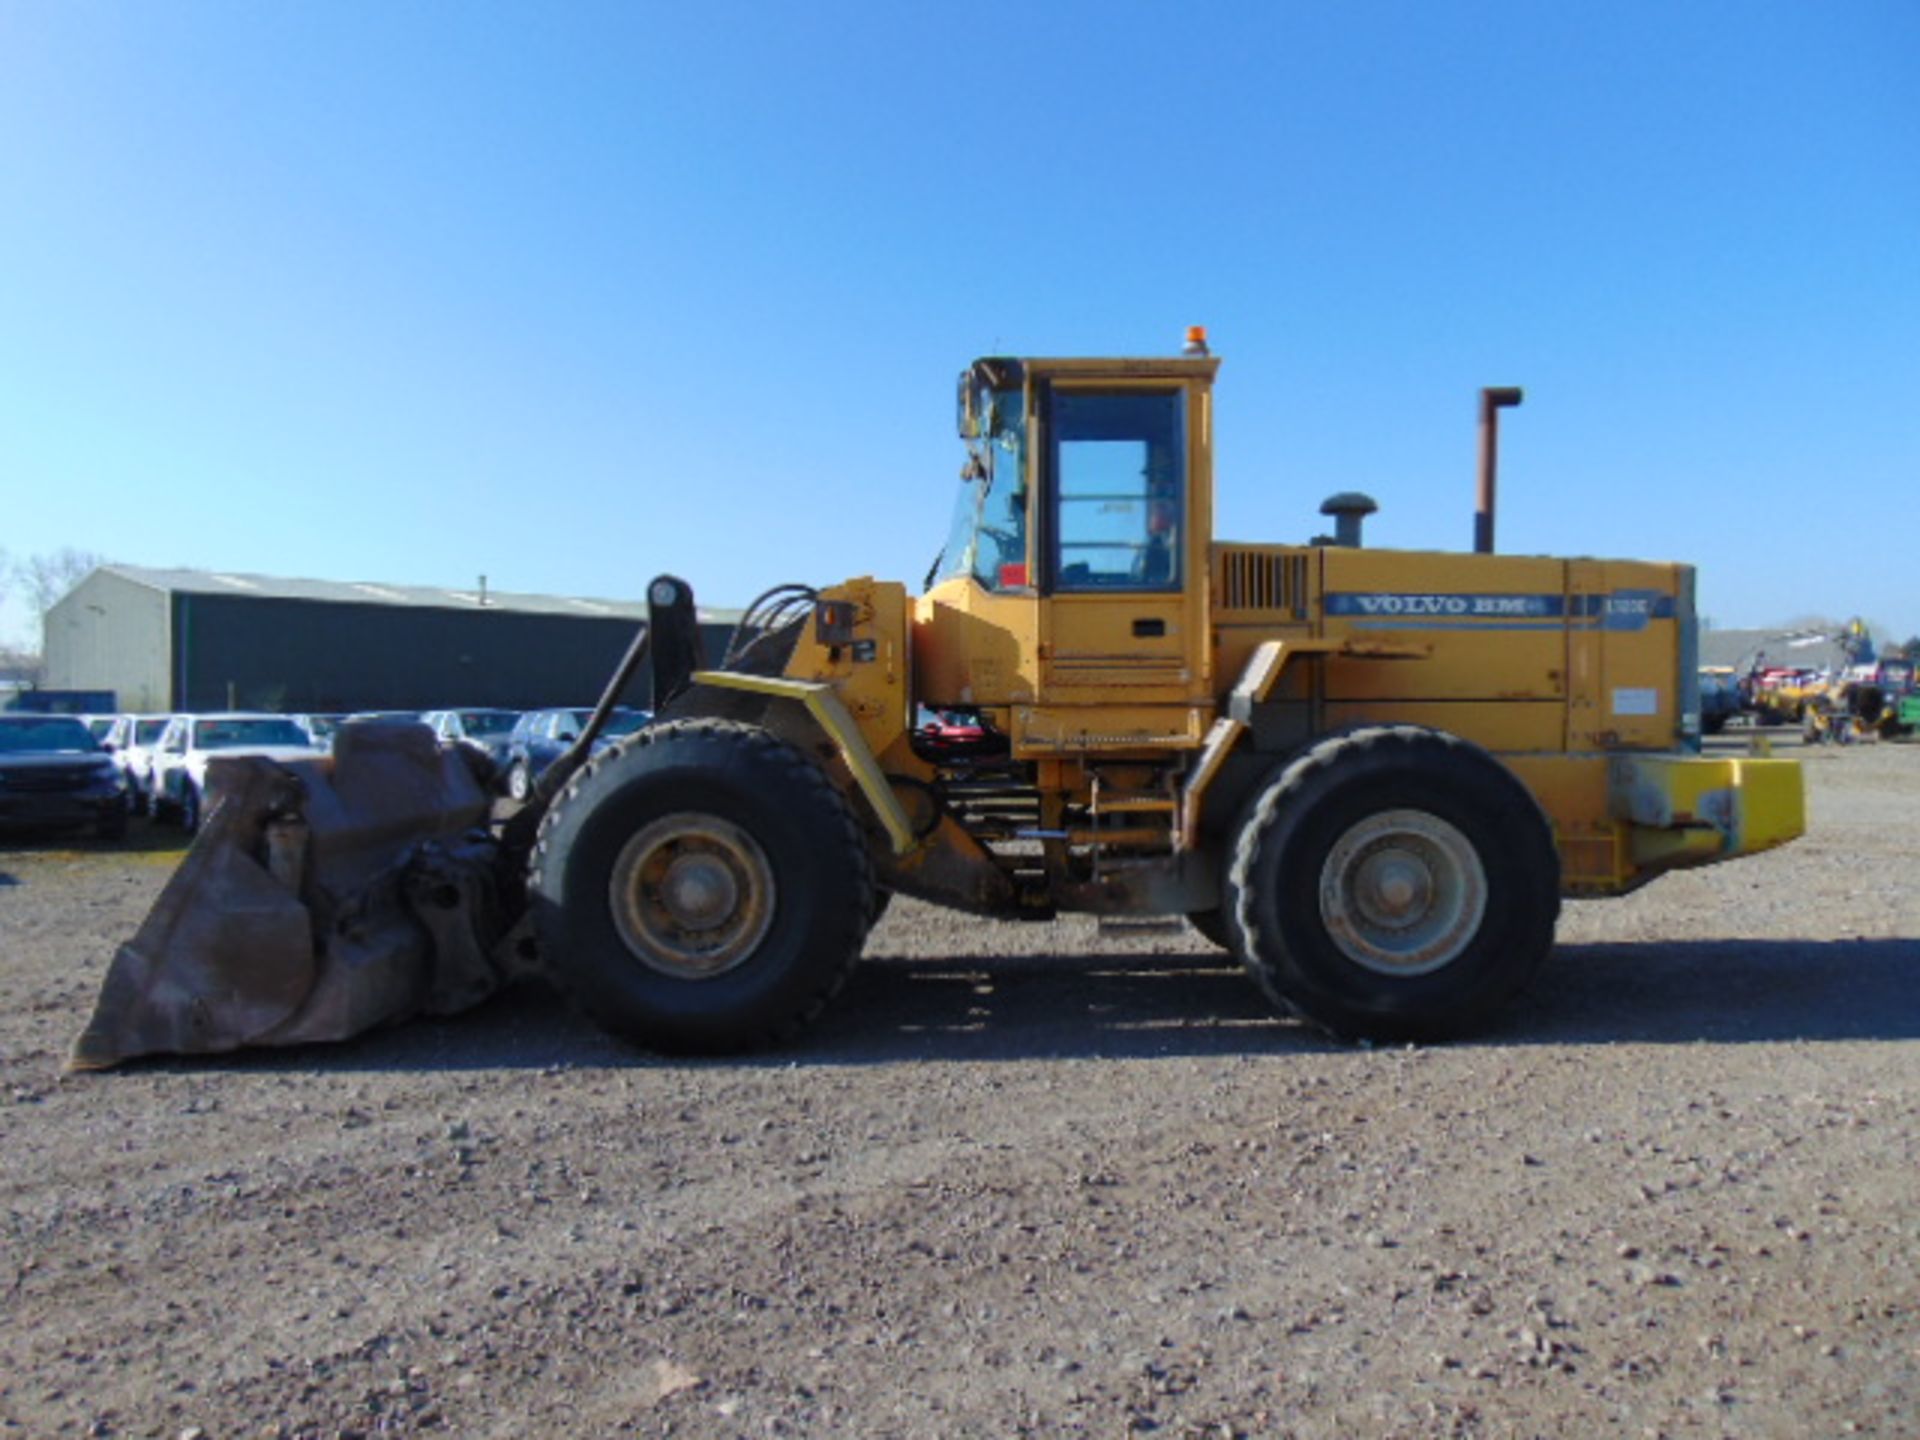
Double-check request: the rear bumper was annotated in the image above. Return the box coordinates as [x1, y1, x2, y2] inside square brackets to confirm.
[1608, 753, 1805, 874]
[0, 790, 127, 832]
[1505, 750, 1806, 896]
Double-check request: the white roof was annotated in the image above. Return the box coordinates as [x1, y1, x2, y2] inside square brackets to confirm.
[97, 565, 743, 625]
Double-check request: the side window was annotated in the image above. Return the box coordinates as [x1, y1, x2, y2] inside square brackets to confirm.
[1050, 391, 1184, 591]
[971, 395, 1029, 592]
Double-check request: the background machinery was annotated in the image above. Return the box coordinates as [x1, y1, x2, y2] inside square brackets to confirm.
[72, 336, 1806, 1068]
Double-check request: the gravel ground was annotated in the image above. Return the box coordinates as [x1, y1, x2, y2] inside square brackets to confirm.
[2, 732, 1916, 1439]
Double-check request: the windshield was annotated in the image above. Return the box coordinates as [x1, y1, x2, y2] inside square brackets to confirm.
[135, 719, 170, 744]
[934, 387, 1027, 591]
[458, 709, 520, 738]
[193, 718, 315, 749]
[0, 718, 99, 753]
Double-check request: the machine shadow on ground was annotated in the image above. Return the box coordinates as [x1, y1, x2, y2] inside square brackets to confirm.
[141, 934, 1920, 1079]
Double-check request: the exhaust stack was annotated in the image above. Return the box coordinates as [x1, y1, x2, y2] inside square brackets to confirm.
[1319, 491, 1379, 547]
[1474, 386, 1524, 554]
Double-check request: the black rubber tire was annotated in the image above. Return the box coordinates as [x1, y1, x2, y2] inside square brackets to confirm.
[94, 806, 129, 841]
[179, 781, 203, 835]
[531, 719, 873, 1054]
[1229, 725, 1560, 1042]
[1186, 907, 1237, 953]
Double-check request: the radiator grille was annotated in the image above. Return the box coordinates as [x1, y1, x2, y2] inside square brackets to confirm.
[1219, 548, 1308, 616]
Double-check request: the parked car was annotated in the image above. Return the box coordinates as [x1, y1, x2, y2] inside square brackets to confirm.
[0, 713, 129, 839]
[150, 713, 326, 832]
[500, 706, 649, 801]
[80, 714, 117, 742]
[1699, 669, 1741, 735]
[101, 713, 179, 814]
[290, 713, 347, 750]
[422, 708, 523, 763]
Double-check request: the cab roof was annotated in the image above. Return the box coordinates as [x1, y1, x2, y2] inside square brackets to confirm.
[971, 355, 1221, 384]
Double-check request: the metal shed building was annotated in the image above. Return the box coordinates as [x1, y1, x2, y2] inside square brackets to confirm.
[1698, 628, 1852, 675]
[43, 565, 741, 714]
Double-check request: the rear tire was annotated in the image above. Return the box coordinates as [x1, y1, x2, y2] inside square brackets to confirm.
[531, 719, 872, 1054]
[1229, 726, 1559, 1042]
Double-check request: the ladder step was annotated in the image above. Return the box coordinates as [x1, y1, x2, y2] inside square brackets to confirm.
[1093, 792, 1178, 813]
[1066, 825, 1169, 848]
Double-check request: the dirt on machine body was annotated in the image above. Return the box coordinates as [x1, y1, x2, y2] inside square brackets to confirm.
[71, 336, 1806, 1069]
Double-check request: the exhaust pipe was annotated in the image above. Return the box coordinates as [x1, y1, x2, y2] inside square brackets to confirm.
[1474, 386, 1524, 554]
[1319, 491, 1378, 547]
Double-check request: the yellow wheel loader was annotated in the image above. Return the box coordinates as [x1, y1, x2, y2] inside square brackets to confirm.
[71, 336, 1806, 1069]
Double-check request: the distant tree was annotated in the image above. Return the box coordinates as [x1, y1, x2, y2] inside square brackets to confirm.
[0, 640, 43, 684]
[17, 547, 106, 617]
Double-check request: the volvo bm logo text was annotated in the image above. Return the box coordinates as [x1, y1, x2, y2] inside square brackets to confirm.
[1335, 593, 1552, 617]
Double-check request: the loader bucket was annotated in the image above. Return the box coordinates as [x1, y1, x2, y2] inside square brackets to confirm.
[69, 723, 521, 1071]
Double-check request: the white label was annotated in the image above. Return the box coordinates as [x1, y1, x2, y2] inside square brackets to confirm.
[1612, 687, 1658, 716]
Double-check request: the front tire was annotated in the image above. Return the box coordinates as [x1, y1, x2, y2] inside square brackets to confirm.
[507, 758, 533, 803]
[531, 719, 873, 1054]
[1229, 726, 1559, 1042]
[1186, 907, 1238, 954]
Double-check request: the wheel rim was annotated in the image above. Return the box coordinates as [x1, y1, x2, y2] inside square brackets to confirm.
[509, 764, 529, 801]
[1318, 808, 1486, 976]
[607, 812, 776, 980]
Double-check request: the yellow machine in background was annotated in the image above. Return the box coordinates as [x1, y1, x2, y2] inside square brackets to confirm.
[73, 335, 1806, 1069]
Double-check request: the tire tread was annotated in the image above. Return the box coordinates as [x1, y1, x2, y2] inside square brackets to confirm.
[530, 719, 872, 1052]
[1229, 725, 1560, 1041]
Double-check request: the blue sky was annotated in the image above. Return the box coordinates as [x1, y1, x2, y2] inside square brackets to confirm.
[3, 0, 1916, 649]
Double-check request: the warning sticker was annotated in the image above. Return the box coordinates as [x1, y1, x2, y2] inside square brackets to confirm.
[1612, 687, 1658, 716]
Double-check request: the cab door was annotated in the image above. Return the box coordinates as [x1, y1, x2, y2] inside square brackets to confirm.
[1034, 380, 1207, 708]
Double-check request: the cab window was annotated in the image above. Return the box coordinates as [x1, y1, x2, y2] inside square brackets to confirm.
[1049, 391, 1184, 591]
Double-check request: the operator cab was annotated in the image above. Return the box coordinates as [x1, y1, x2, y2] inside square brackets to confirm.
[936, 353, 1214, 598]
[919, 344, 1221, 739]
